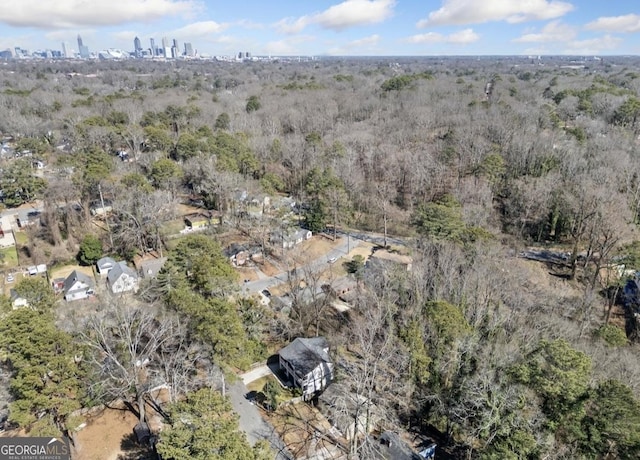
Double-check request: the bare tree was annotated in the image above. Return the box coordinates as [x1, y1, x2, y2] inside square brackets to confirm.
[81, 302, 190, 422]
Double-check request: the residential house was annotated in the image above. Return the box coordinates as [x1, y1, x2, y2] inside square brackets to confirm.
[138, 256, 167, 279]
[96, 256, 117, 275]
[368, 248, 413, 271]
[184, 212, 211, 231]
[16, 209, 41, 228]
[279, 337, 334, 398]
[323, 276, 358, 302]
[107, 262, 139, 294]
[62, 270, 95, 301]
[137, 256, 167, 279]
[0, 215, 15, 248]
[270, 228, 313, 249]
[9, 289, 28, 309]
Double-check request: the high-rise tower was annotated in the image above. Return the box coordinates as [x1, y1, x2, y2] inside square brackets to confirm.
[150, 38, 156, 56]
[77, 34, 89, 58]
[134, 36, 142, 57]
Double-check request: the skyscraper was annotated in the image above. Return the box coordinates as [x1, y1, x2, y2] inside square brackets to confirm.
[184, 42, 193, 57]
[171, 38, 179, 58]
[134, 36, 142, 57]
[77, 34, 89, 58]
[150, 38, 156, 56]
[161, 37, 169, 57]
[61, 42, 67, 58]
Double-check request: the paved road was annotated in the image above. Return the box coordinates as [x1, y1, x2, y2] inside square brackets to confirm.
[228, 380, 293, 460]
[243, 235, 362, 294]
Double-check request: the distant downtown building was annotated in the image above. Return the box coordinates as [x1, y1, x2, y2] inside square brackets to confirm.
[149, 37, 156, 56]
[184, 42, 194, 57]
[77, 34, 89, 58]
[134, 36, 142, 57]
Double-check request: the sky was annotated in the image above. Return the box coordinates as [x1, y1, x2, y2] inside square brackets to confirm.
[0, 0, 639, 57]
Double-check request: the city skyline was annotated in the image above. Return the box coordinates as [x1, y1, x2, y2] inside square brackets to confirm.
[0, 1, 639, 57]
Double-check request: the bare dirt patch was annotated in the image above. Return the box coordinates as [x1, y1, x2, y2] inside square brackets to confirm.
[73, 405, 152, 460]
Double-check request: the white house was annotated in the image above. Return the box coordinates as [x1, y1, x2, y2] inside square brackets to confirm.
[279, 337, 334, 398]
[62, 270, 95, 301]
[9, 289, 28, 309]
[107, 262, 139, 294]
[271, 228, 313, 249]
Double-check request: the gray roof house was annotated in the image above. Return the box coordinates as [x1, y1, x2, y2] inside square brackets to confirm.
[63, 270, 95, 301]
[139, 256, 167, 279]
[279, 337, 334, 398]
[107, 262, 139, 294]
[270, 228, 312, 249]
[96, 256, 117, 275]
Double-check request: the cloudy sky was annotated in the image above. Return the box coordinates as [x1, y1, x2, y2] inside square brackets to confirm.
[0, 0, 639, 56]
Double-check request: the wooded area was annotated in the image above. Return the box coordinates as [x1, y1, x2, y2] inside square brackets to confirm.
[1, 55, 640, 459]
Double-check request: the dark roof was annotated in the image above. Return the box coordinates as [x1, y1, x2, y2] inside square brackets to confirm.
[374, 432, 423, 460]
[279, 337, 331, 376]
[63, 270, 94, 294]
[107, 261, 138, 284]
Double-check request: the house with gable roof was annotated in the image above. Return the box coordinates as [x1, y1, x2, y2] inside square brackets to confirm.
[278, 337, 334, 398]
[107, 261, 139, 294]
[63, 270, 95, 301]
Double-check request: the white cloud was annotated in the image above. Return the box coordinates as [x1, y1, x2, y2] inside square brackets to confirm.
[314, 0, 395, 31]
[447, 28, 480, 44]
[0, 0, 198, 29]
[417, 0, 574, 27]
[110, 31, 138, 43]
[167, 21, 228, 38]
[563, 35, 622, 55]
[275, 0, 395, 34]
[514, 20, 576, 43]
[585, 14, 640, 33]
[405, 28, 479, 45]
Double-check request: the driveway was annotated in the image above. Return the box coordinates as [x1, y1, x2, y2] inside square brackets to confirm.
[241, 364, 273, 385]
[228, 380, 293, 460]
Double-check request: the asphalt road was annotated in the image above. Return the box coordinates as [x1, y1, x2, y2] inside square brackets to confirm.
[243, 235, 362, 294]
[228, 380, 293, 460]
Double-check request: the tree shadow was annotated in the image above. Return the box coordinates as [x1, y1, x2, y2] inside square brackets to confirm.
[116, 432, 155, 460]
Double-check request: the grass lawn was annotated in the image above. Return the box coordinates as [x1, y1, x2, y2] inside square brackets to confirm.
[247, 375, 299, 406]
[0, 246, 19, 268]
[13, 231, 28, 246]
[247, 375, 272, 393]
